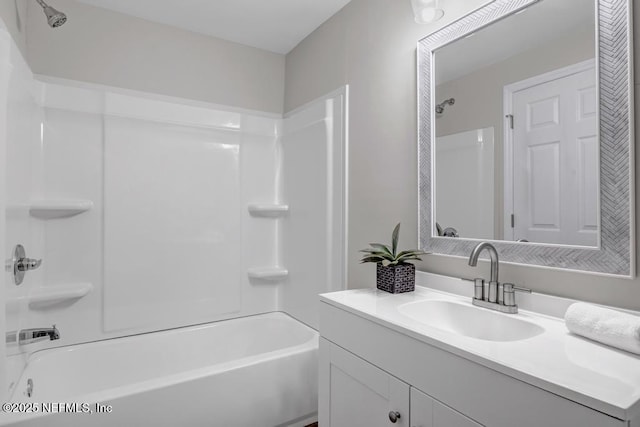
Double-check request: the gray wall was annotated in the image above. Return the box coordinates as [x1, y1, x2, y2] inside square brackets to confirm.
[435, 24, 594, 136]
[435, 24, 595, 239]
[0, 0, 26, 58]
[285, 0, 640, 311]
[0, 0, 285, 114]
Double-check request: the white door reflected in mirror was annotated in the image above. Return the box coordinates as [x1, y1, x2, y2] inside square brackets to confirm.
[508, 62, 598, 246]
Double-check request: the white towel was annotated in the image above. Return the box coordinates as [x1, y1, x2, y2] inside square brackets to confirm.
[565, 302, 640, 355]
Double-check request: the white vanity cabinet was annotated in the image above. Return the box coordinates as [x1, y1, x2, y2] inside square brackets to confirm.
[319, 338, 479, 427]
[319, 294, 633, 427]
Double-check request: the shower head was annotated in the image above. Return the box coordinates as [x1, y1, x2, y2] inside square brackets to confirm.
[435, 98, 455, 115]
[36, 0, 67, 28]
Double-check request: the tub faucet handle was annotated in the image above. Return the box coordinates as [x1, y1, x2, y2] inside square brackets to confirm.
[17, 258, 42, 271]
[11, 244, 43, 285]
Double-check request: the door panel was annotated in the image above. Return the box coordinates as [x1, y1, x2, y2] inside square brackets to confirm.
[528, 142, 560, 230]
[577, 136, 598, 233]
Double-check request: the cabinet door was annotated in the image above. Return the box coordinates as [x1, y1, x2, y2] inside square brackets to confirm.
[411, 388, 481, 427]
[409, 387, 434, 427]
[319, 338, 410, 427]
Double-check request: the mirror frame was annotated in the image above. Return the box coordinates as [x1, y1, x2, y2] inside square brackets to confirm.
[418, 0, 634, 277]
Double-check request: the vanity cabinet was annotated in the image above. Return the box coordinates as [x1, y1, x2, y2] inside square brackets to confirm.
[319, 299, 629, 427]
[320, 338, 480, 427]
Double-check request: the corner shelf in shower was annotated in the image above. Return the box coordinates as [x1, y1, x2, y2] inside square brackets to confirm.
[247, 267, 289, 281]
[29, 200, 94, 219]
[28, 282, 94, 309]
[247, 204, 289, 218]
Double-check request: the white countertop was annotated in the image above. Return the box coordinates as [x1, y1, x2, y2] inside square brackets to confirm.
[320, 282, 640, 421]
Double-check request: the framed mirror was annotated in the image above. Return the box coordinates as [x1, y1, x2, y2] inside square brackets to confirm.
[418, 0, 634, 276]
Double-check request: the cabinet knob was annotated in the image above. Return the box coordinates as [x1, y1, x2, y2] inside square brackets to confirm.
[388, 411, 401, 423]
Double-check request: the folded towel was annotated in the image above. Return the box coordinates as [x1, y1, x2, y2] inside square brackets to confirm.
[565, 302, 640, 355]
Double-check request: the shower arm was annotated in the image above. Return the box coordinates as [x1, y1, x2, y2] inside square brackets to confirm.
[435, 98, 455, 114]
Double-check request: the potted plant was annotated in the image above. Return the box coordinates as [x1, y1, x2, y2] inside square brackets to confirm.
[360, 223, 427, 293]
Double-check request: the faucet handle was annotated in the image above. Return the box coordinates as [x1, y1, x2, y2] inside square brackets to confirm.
[473, 278, 484, 300]
[504, 283, 531, 293]
[17, 258, 42, 272]
[12, 245, 43, 286]
[503, 284, 532, 307]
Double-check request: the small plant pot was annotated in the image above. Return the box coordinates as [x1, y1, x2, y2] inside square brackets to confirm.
[376, 263, 415, 294]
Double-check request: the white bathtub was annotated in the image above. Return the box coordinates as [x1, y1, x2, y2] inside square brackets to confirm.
[2, 312, 318, 427]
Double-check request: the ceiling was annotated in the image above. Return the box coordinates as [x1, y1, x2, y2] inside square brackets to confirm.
[75, 0, 352, 54]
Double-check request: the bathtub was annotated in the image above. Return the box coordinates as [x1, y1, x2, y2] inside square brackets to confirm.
[2, 312, 318, 427]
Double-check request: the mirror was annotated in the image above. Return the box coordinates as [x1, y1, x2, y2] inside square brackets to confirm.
[418, 0, 634, 276]
[434, 0, 596, 246]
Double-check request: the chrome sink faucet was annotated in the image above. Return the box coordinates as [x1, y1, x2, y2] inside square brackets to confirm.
[468, 242, 530, 314]
[468, 242, 499, 303]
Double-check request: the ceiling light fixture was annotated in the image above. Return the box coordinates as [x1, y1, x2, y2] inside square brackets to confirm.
[411, 0, 445, 24]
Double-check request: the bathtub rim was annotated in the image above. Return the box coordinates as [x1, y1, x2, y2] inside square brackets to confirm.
[9, 311, 318, 403]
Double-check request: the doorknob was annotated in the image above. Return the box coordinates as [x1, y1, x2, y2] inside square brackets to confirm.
[388, 411, 401, 423]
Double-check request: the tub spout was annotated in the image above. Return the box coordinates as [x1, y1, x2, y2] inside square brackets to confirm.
[6, 325, 60, 345]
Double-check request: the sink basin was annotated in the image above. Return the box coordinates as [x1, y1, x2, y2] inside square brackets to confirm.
[398, 299, 545, 342]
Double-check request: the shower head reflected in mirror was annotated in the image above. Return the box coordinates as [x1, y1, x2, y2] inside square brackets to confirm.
[35, 0, 67, 28]
[435, 98, 455, 115]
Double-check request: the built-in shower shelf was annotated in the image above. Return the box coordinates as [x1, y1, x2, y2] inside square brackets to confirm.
[247, 267, 289, 281]
[28, 282, 94, 309]
[29, 200, 94, 219]
[247, 204, 289, 217]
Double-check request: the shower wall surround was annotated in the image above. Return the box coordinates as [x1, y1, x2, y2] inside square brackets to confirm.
[280, 89, 348, 328]
[103, 113, 243, 331]
[26, 78, 282, 340]
[4, 75, 286, 394]
[3, 73, 347, 398]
